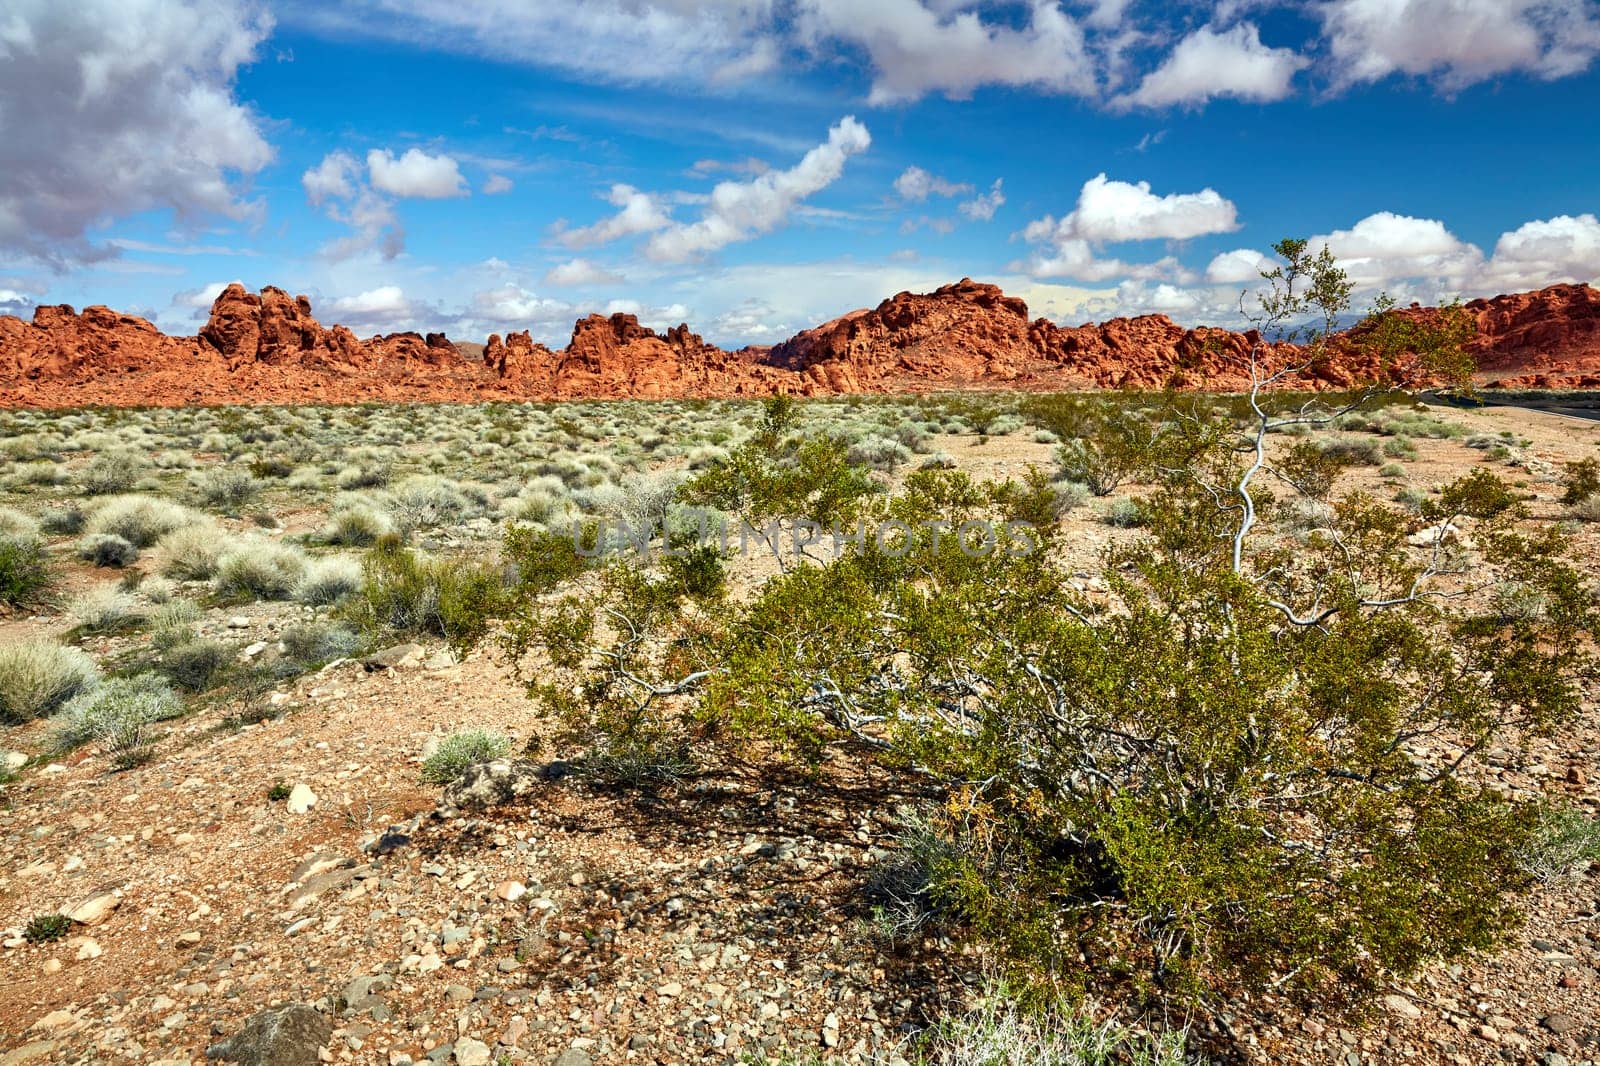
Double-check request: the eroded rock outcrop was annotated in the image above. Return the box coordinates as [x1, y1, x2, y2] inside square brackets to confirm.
[2, 280, 1597, 407]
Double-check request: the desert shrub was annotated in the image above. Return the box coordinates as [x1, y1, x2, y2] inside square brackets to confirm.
[280, 621, 362, 665]
[57, 672, 183, 766]
[149, 597, 201, 637]
[1560, 458, 1600, 506]
[213, 539, 307, 600]
[1522, 807, 1600, 884]
[294, 555, 363, 605]
[77, 533, 139, 568]
[1051, 416, 1156, 496]
[1382, 435, 1418, 460]
[1378, 462, 1406, 479]
[335, 460, 390, 490]
[160, 639, 230, 692]
[23, 914, 72, 944]
[141, 577, 176, 604]
[913, 989, 1190, 1066]
[40, 504, 88, 536]
[0, 508, 39, 540]
[318, 502, 394, 546]
[920, 452, 957, 470]
[0, 534, 55, 607]
[485, 251, 1579, 1012]
[1567, 494, 1600, 523]
[1317, 435, 1382, 465]
[191, 467, 262, 512]
[344, 539, 503, 649]
[1102, 497, 1146, 527]
[386, 475, 486, 534]
[79, 449, 152, 495]
[0, 639, 99, 723]
[421, 728, 512, 783]
[847, 434, 914, 472]
[88, 495, 199, 547]
[67, 585, 141, 633]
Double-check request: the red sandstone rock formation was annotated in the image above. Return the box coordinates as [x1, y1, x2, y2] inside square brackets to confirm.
[1, 280, 1596, 407]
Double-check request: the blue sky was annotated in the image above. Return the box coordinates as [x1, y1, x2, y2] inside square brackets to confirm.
[2, 0, 1598, 347]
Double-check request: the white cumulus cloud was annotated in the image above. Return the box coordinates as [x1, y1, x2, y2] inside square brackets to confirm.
[1117, 22, 1307, 109]
[0, 0, 274, 264]
[482, 174, 514, 195]
[543, 258, 626, 287]
[1320, 0, 1600, 90]
[366, 148, 469, 199]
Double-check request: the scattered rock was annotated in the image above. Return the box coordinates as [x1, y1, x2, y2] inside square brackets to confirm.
[66, 890, 119, 927]
[285, 783, 317, 814]
[206, 1004, 331, 1066]
[436, 760, 545, 815]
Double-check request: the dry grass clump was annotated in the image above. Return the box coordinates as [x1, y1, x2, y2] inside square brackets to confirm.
[213, 538, 308, 601]
[87, 495, 201, 547]
[0, 640, 99, 723]
[157, 520, 228, 581]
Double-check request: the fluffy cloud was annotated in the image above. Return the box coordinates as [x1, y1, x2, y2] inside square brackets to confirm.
[172, 280, 238, 310]
[303, 146, 469, 259]
[482, 174, 514, 195]
[640, 116, 871, 262]
[469, 284, 576, 326]
[1117, 23, 1307, 109]
[1307, 211, 1485, 287]
[1481, 214, 1600, 290]
[329, 285, 410, 315]
[798, 0, 1096, 104]
[543, 258, 626, 287]
[0, 0, 273, 264]
[893, 166, 973, 201]
[1021, 173, 1236, 280]
[1029, 173, 1239, 245]
[1321, 0, 1600, 90]
[302, 152, 362, 206]
[554, 185, 673, 250]
[1205, 247, 1271, 284]
[959, 179, 1006, 221]
[366, 148, 469, 199]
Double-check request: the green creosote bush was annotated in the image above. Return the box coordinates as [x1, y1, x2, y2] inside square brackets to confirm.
[0, 533, 55, 607]
[421, 728, 513, 783]
[0, 639, 99, 723]
[1560, 458, 1600, 506]
[343, 537, 504, 651]
[475, 244, 1586, 1014]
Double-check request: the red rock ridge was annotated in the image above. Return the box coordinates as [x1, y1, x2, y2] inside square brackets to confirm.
[2, 280, 1598, 408]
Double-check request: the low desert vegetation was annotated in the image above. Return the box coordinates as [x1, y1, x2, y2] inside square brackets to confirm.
[476, 244, 1591, 1018]
[421, 727, 513, 783]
